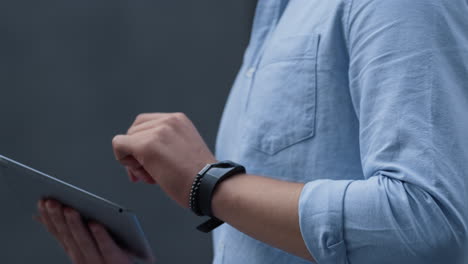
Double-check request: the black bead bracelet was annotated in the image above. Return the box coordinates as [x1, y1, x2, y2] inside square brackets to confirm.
[189, 173, 204, 216]
[189, 163, 212, 216]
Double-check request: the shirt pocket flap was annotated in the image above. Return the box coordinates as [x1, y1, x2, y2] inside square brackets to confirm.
[259, 35, 319, 68]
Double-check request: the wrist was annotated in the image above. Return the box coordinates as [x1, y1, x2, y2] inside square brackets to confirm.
[211, 172, 247, 221]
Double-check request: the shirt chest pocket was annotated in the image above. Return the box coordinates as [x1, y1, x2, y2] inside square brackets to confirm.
[244, 34, 320, 155]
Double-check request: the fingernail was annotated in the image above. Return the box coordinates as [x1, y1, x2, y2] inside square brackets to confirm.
[46, 200, 56, 210]
[133, 169, 144, 180]
[129, 174, 138, 183]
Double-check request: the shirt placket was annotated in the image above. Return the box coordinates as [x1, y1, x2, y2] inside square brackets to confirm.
[242, 0, 289, 111]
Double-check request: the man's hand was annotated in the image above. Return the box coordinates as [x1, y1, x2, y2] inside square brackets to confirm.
[36, 199, 133, 264]
[110, 112, 315, 261]
[112, 112, 216, 208]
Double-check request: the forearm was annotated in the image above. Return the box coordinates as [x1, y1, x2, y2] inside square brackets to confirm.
[211, 173, 315, 262]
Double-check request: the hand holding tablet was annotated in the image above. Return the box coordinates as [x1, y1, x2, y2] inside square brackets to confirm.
[37, 199, 134, 264]
[0, 155, 155, 263]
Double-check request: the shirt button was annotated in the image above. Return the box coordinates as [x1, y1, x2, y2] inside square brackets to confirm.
[246, 67, 256, 78]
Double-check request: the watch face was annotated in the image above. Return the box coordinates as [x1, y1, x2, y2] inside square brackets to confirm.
[191, 160, 246, 233]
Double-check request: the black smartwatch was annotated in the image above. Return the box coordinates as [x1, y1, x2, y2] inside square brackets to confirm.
[189, 160, 246, 233]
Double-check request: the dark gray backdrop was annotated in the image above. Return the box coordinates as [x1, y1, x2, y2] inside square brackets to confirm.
[0, 1, 256, 263]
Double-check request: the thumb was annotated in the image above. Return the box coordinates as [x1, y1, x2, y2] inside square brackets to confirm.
[112, 134, 135, 161]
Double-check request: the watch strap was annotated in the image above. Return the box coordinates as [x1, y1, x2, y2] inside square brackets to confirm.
[192, 160, 245, 233]
[196, 217, 224, 233]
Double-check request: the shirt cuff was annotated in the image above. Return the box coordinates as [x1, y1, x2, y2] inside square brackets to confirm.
[298, 179, 353, 264]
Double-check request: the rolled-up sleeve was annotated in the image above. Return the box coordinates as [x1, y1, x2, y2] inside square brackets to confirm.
[299, 0, 468, 263]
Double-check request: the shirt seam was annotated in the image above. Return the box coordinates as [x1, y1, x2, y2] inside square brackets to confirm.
[339, 180, 353, 263]
[344, 0, 355, 50]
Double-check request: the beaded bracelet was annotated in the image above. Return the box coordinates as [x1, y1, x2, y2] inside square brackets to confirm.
[189, 173, 204, 216]
[189, 163, 212, 216]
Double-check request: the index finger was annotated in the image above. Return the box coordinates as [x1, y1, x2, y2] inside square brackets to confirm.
[64, 208, 104, 263]
[112, 134, 135, 161]
[89, 222, 136, 264]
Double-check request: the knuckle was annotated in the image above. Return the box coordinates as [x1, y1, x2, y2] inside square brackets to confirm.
[156, 124, 172, 136]
[173, 112, 187, 121]
[163, 114, 177, 125]
[135, 113, 150, 123]
[136, 113, 147, 120]
[162, 112, 186, 127]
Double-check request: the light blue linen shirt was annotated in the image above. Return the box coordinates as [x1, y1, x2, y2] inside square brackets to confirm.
[213, 0, 468, 263]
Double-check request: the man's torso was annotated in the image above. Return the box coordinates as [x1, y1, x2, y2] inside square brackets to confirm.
[213, 0, 363, 263]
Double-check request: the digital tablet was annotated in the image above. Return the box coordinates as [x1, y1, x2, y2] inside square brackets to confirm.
[0, 155, 155, 263]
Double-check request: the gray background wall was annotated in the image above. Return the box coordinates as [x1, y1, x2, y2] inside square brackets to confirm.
[0, 1, 256, 263]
